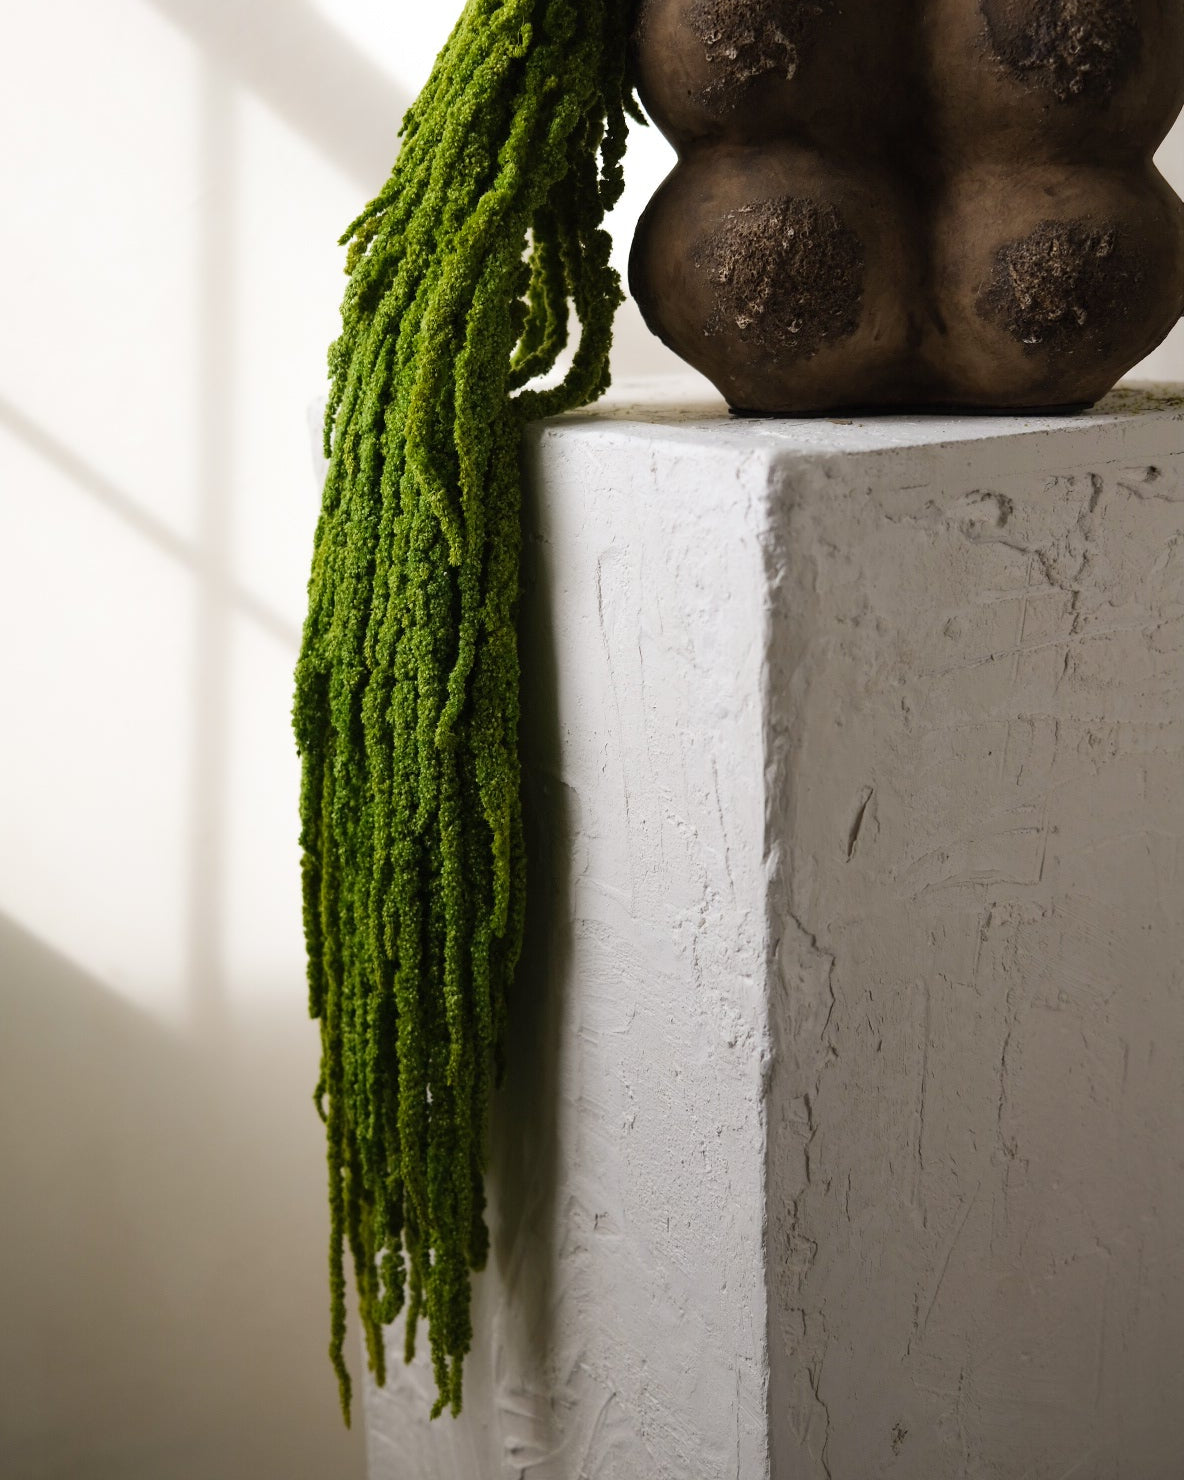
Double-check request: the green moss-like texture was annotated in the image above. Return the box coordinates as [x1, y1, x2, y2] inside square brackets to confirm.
[293, 0, 635, 1424]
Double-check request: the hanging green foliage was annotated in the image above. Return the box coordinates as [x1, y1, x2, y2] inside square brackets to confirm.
[293, 0, 637, 1424]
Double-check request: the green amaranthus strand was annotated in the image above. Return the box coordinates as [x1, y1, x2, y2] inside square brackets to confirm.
[293, 0, 637, 1423]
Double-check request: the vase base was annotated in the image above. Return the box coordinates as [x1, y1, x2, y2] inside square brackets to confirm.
[728, 400, 1096, 420]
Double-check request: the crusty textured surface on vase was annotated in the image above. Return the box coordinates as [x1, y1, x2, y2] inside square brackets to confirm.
[630, 0, 1184, 412]
[363, 379, 1184, 1480]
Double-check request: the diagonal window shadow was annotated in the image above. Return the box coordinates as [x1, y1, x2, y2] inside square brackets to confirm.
[0, 395, 299, 651]
[141, 0, 410, 190]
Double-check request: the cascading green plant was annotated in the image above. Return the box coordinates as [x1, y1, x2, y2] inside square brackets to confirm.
[293, 0, 637, 1424]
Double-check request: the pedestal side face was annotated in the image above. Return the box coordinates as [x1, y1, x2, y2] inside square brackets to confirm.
[762, 403, 1184, 1478]
[363, 423, 775, 1478]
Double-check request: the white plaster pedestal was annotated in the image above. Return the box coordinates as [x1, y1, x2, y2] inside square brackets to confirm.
[363, 381, 1184, 1480]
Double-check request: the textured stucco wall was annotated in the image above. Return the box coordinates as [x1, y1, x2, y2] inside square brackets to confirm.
[364, 382, 1184, 1480]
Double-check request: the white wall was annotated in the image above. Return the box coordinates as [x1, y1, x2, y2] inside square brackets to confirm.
[0, 3, 1181, 1476]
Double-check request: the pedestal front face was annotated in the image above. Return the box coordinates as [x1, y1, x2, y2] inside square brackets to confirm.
[363, 381, 1184, 1480]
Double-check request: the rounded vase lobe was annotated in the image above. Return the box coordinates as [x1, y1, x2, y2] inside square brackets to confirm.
[631, 0, 1184, 411]
[927, 0, 1184, 159]
[629, 145, 920, 412]
[633, 0, 908, 147]
[930, 163, 1184, 406]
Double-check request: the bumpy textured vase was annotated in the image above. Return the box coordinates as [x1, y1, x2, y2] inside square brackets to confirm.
[630, 0, 1184, 412]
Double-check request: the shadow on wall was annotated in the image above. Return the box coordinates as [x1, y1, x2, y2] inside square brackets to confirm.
[0, 4, 410, 1471]
[143, 0, 409, 189]
[0, 910, 366, 1480]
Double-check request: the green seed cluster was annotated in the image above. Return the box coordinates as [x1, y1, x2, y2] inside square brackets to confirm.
[293, 0, 636, 1424]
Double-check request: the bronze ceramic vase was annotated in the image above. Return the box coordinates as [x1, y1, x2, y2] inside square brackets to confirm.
[629, 0, 1184, 413]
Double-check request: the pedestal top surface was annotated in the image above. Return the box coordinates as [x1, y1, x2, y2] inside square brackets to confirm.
[542, 375, 1184, 465]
